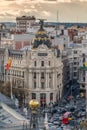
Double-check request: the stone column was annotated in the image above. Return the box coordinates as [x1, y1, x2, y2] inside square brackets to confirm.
[48, 73, 50, 88]
[24, 69, 28, 90]
[45, 72, 49, 88]
[52, 70, 55, 89]
[37, 72, 39, 88]
[55, 71, 57, 89]
[37, 72, 40, 88]
[29, 72, 33, 89]
[38, 72, 40, 88]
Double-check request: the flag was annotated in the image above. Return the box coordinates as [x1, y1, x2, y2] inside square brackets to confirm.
[5, 57, 12, 70]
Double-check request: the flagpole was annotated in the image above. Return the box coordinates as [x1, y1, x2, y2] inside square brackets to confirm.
[6, 69, 8, 82]
[6, 57, 13, 99]
[10, 74, 13, 99]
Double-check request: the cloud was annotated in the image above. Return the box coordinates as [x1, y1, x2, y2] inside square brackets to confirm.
[42, 11, 51, 16]
[0, 0, 87, 22]
[5, 0, 16, 2]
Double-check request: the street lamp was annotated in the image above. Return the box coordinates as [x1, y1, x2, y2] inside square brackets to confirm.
[29, 99, 39, 129]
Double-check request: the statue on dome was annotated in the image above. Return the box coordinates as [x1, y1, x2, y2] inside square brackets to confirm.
[38, 19, 46, 30]
[33, 19, 52, 48]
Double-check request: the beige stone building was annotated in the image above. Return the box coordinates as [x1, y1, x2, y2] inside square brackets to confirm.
[4, 20, 63, 106]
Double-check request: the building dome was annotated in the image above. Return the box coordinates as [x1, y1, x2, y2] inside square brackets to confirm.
[33, 19, 52, 48]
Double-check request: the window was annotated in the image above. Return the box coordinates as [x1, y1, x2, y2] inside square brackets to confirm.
[74, 57, 77, 60]
[74, 62, 77, 65]
[41, 61, 44, 66]
[34, 61, 36, 66]
[74, 72, 77, 77]
[83, 54, 85, 57]
[49, 73, 51, 78]
[32, 93, 36, 99]
[82, 84, 85, 88]
[41, 72, 44, 79]
[49, 61, 50, 66]
[50, 93, 53, 101]
[22, 72, 24, 77]
[34, 72, 36, 78]
[74, 67, 77, 70]
[41, 82, 45, 89]
[74, 50, 77, 54]
[57, 85, 59, 88]
[40, 93, 46, 105]
[83, 77, 85, 82]
[34, 82, 36, 89]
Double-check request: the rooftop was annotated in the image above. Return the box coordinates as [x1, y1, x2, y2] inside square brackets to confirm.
[16, 16, 36, 20]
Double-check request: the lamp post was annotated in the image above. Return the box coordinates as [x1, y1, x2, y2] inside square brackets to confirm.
[29, 99, 39, 129]
[44, 113, 48, 130]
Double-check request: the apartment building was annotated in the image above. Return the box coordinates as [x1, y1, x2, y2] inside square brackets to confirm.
[16, 16, 36, 32]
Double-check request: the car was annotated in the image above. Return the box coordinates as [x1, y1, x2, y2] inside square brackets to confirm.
[57, 127, 62, 130]
[81, 112, 86, 116]
[53, 121, 60, 125]
[50, 108, 57, 114]
[48, 123, 53, 127]
[58, 116, 62, 121]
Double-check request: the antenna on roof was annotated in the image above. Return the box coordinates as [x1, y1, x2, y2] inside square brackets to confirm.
[56, 0, 59, 36]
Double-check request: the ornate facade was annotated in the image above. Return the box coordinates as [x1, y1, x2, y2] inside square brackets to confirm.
[4, 20, 63, 106]
[4, 44, 63, 105]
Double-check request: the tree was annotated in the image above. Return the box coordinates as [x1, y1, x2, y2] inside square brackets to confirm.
[0, 81, 11, 97]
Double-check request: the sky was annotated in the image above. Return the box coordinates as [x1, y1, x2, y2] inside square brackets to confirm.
[0, 0, 87, 23]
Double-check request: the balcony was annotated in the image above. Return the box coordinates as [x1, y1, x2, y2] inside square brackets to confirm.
[78, 80, 87, 84]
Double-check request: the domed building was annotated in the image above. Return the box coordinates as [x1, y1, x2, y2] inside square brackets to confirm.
[33, 19, 52, 48]
[4, 20, 63, 106]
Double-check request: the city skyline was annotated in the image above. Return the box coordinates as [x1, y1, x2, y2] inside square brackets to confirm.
[0, 0, 87, 23]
